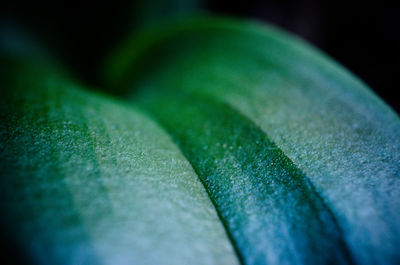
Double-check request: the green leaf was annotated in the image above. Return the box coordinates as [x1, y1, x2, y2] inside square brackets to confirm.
[0, 56, 239, 264]
[105, 16, 400, 265]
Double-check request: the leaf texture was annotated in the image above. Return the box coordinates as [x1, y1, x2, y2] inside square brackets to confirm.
[0, 56, 239, 265]
[106, 16, 400, 265]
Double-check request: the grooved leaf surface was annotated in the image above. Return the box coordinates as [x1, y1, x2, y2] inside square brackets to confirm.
[0, 58, 239, 265]
[107, 17, 400, 265]
[137, 92, 353, 265]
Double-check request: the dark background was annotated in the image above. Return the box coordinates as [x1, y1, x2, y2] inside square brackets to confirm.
[1, 0, 399, 113]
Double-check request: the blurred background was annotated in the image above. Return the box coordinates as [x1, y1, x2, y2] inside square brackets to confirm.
[1, 0, 399, 112]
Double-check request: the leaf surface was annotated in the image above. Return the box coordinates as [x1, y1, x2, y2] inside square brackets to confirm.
[0, 56, 239, 265]
[106, 16, 400, 265]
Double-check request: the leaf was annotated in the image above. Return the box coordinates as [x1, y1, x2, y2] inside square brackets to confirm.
[0, 55, 239, 264]
[105, 16, 400, 265]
